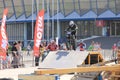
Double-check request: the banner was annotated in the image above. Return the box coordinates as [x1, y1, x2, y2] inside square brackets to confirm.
[33, 9, 44, 56]
[0, 8, 8, 60]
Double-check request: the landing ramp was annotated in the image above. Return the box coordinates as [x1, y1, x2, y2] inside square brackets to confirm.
[39, 51, 89, 68]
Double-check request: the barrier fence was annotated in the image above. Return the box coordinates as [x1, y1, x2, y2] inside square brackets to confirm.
[0, 49, 113, 70]
[0, 51, 35, 69]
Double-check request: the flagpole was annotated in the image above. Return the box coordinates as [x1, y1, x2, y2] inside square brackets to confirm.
[47, 0, 50, 42]
[52, 0, 54, 39]
[95, 0, 98, 26]
[32, 0, 34, 67]
[37, 0, 39, 14]
[32, 0, 34, 66]
[32, 0, 34, 39]
[0, 57, 2, 69]
[42, 0, 44, 11]
[42, 0, 44, 40]
[57, 0, 60, 38]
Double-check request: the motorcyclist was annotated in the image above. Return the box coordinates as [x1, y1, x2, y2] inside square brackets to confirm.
[65, 21, 78, 50]
[65, 21, 78, 39]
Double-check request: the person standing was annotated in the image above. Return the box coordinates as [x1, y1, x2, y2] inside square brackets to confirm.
[116, 40, 120, 64]
[11, 42, 19, 68]
[35, 46, 41, 66]
[93, 42, 101, 51]
[17, 41, 23, 67]
[46, 40, 58, 51]
[88, 41, 94, 51]
[78, 40, 86, 51]
[2, 50, 11, 69]
[112, 43, 118, 64]
[39, 43, 46, 62]
[27, 44, 31, 56]
[112, 43, 117, 59]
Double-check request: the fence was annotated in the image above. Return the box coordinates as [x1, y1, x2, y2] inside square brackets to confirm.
[0, 51, 35, 70]
[0, 49, 113, 70]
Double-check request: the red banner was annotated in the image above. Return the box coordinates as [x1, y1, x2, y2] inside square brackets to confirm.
[33, 9, 44, 56]
[96, 20, 105, 27]
[0, 8, 8, 60]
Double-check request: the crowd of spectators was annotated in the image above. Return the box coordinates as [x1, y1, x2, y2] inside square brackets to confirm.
[1, 41, 23, 69]
[0, 39, 103, 68]
[1, 39, 120, 68]
[88, 41, 102, 51]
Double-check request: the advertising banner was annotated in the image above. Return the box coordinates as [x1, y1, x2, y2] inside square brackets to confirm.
[33, 9, 44, 56]
[0, 8, 8, 60]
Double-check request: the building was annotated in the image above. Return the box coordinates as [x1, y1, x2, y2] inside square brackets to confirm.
[0, 0, 120, 47]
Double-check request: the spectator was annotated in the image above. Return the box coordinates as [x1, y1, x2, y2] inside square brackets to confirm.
[2, 51, 11, 69]
[6, 52, 11, 68]
[17, 41, 23, 66]
[46, 40, 58, 51]
[93, 42, 101, 51]
[112, 43, 117, 58]
[112, 43, 117, 63]
[35, 55, 40, 66]
[88, 41, 94, 51]
[78, 40, 86, 51]
[39, 43, 47, 62]
[27, 44, 31, 56]
[11, 42, 19, 68]
[17, 41, 22, 53]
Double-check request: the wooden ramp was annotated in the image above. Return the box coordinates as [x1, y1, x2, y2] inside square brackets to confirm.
[39, 50, 89, 69]
[35, 64, 120, 75]
[35, 51, 106, 75]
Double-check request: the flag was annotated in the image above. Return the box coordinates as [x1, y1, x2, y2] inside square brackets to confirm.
[0, 8, 8, 60]
[33, 9, 44, 56]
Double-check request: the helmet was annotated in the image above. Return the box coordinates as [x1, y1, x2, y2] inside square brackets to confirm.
[69, 21, 74, 26]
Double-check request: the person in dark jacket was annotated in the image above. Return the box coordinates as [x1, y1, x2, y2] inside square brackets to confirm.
[65, 21, 78, 50]
[11, 42, 19, 68]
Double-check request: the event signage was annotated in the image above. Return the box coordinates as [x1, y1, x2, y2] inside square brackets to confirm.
[0, 8, 8, 60]
[33, 9, 44, 56]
